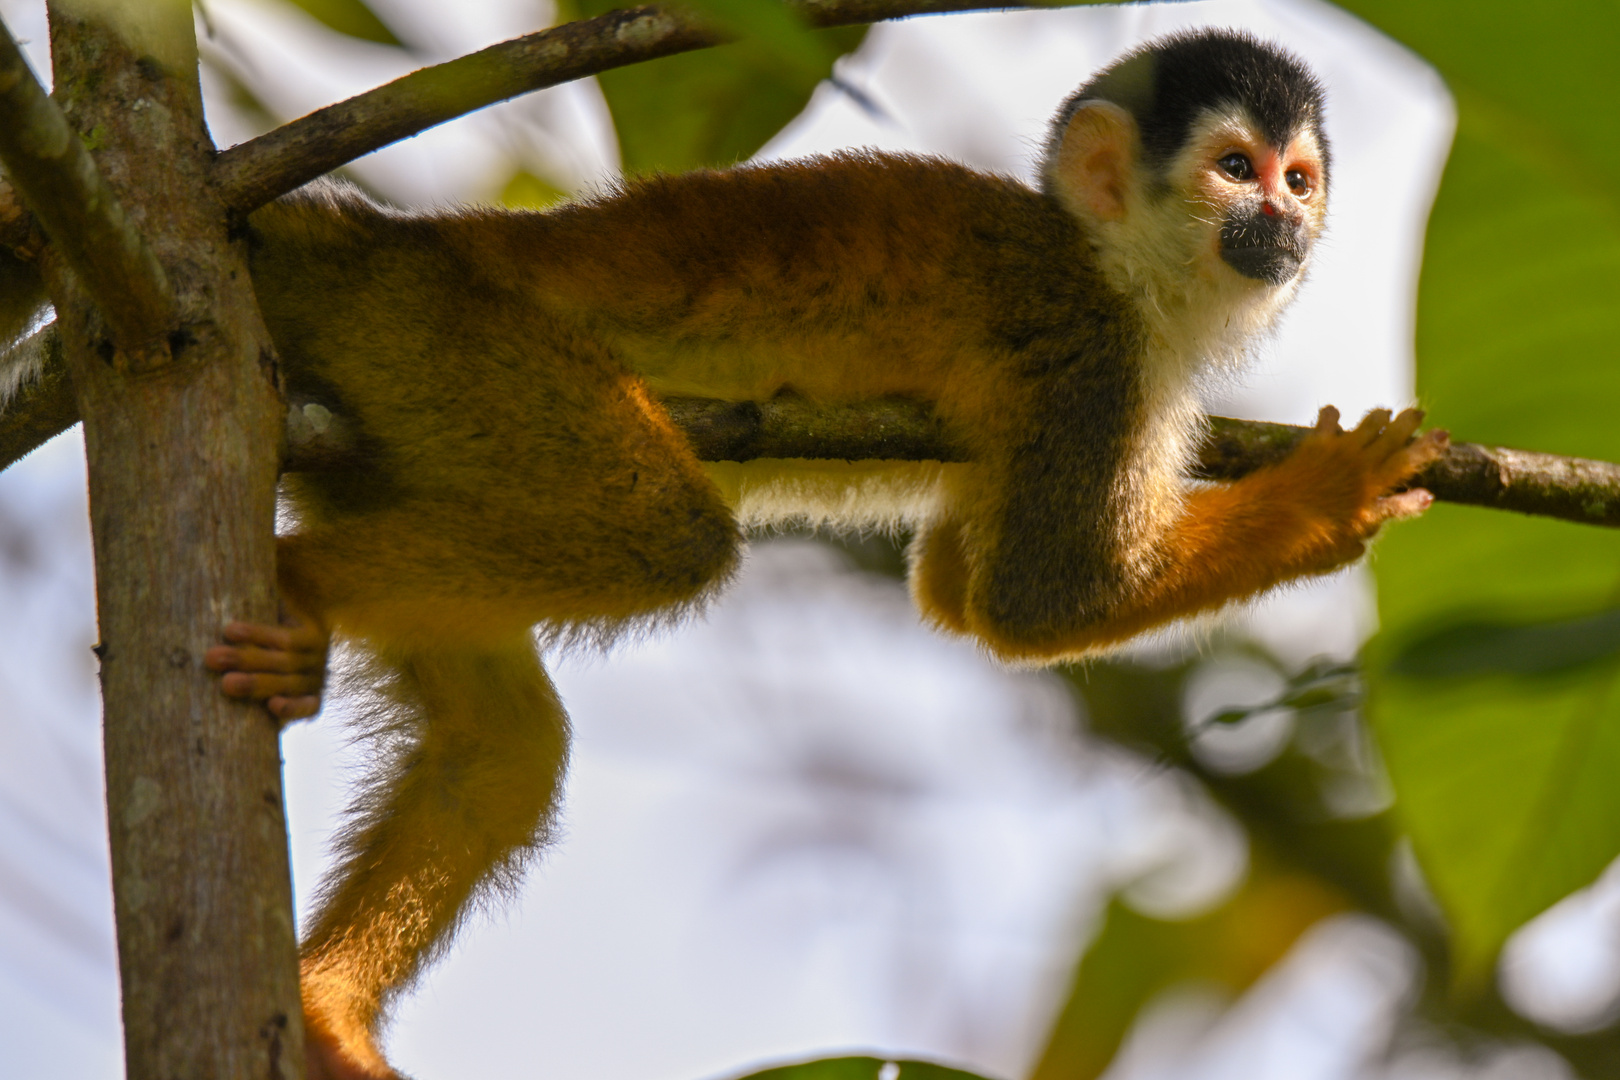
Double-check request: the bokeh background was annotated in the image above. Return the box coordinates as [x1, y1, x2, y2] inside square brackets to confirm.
[3, 2, 1619, 1078]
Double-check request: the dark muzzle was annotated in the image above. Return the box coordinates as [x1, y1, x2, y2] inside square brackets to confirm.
[1219, 202, 1309, 285]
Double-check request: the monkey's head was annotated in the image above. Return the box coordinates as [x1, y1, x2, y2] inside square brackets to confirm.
[1043, 30, 1330, 301]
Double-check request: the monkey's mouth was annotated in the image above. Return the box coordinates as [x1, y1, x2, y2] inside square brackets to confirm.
[1219, 212, 1308, 285]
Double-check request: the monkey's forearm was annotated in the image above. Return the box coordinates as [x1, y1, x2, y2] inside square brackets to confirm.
[958, 412, 1448, 663]
[3, 323, 1618, 530]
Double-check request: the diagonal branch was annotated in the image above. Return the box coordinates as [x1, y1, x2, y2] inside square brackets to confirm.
[6, 322, 1620, 530]
[212, 1, 1040, 214]
[0, 16, 174, 349]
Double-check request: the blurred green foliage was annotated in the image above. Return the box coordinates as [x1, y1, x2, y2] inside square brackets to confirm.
[1025, 650, 1425, 1074]
[1389, 607, 1620, 679]
[660, 0, 840, 79]
[568, 1, 866, 174]
[499, 169, 570, 209]
[281, 0, 401, 46]
[730, 1056, 992, 1080]
[1331, 0, 1620, 993]
[1033, 867, 1347, 1080]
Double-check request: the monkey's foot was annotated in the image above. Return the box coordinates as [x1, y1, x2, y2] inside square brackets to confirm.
[204, 610, 329, 722]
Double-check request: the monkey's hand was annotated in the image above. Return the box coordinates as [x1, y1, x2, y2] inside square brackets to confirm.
[204, 609, 329, 722]
[1272, 405, 1449, 574]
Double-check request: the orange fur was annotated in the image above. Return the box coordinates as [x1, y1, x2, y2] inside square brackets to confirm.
[295, 641, 569, 1080]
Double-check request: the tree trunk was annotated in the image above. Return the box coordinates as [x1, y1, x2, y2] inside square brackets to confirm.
[43, 2, 305, 1076]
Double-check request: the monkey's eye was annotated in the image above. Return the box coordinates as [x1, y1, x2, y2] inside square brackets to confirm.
[1217, 153, 1254, 181]
[1286, 168, 1312, 196]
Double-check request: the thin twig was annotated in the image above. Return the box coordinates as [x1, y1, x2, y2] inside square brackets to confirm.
[212, 1, 1037, 213]
[5, 323, 1618, 529]
[0, 17, 175, 348]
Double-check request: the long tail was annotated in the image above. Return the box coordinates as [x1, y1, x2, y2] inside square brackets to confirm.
[299, 635, 569, 1078]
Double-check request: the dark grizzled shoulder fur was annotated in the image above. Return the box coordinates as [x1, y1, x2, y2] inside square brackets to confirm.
[1047, 29, 1329, 184]
[248, 178, 489, 260]
[249, 179, 379, 242]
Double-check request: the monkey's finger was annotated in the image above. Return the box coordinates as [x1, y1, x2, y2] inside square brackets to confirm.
[222, 620, 328, 656]
[1314, 406, 1341, 435]
[1367, 408, 1426, 460]
[268, 695, 322, 722]
[1374, 428, 1450, 491]
[220, 670, 324, 701]
[1369, 488, 1434, 524]
[206, 643, 324, 676]
[1349, 408, 1394, 448]
[276, 611, 329, 652]
[1400, 427, 1450, 469]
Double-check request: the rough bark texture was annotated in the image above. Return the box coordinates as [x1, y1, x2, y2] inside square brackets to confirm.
[41, 5, 304, 1078]
[1409, 441, 1620, 528]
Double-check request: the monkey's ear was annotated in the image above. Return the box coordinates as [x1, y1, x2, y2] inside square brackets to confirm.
[1048, 101, 1138, 224]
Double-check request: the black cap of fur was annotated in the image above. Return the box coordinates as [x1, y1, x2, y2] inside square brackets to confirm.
[1049, 29, 1330, 185]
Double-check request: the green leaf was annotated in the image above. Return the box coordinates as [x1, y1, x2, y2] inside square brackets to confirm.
[1368, 513, 1620, 992]
[1389, 608, 1620, 679]
[729, 1057, 993, 1080]
[1331, 0, 1620, 993]
[572, 0, 865, 174]
[679, 0, 833, 79]
[604, 27, 866, 174]
[282, 0, 401, 46]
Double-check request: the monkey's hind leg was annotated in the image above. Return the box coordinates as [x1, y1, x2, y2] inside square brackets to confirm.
[299, 638, 569, 1080]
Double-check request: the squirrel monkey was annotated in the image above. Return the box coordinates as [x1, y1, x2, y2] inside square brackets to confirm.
[0, 29, 1444, 1080]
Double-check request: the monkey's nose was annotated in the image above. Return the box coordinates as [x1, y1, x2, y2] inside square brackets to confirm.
[1260, 201, 1279, 216]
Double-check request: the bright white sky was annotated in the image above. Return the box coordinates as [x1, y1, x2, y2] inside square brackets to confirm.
[4, 3, 1593, 1080]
